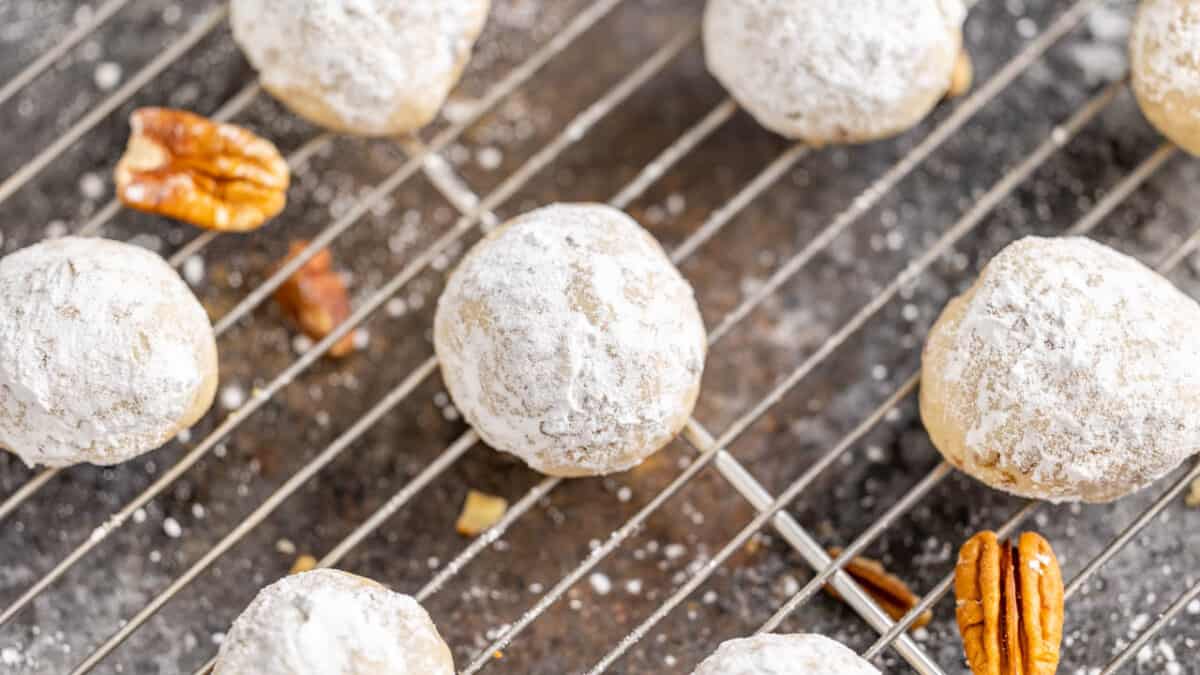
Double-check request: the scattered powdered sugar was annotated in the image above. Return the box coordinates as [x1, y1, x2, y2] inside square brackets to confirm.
[1130, 0, 1200, 104]
[230, 0, 489, 135]
[690, 634, 880, 675]
[1069, 42, 1129, 85]
[214, 569, 454, 675]
[703, 0, 966, 142]
[434, 204, 706, 476]
[925, 237, 1200, 502]
[0, 237, 217, 467]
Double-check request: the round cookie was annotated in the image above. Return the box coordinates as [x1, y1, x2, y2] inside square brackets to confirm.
[0, 237, 218, 467]
[1130, 0, 1200, 155]
[434, 203, 706, 477]
[920, 236, 1200, 503]
[230, 0, 490, 136]
[703, 0, 966, 144]
[214, 569, 453, 675]
[691, 634, 880, 675]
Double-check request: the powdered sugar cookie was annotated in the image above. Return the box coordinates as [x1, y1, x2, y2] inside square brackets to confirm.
[214, 569, 453, 675]
[1130, 0, 1200, 155]
[434, 203, 706, 477]
[691, 634, 880, 675]
[703, 0, 966, 144]
[230, 0, 490, 136]
[921, 237, 1200, 503]
[0, 237, 218, 467]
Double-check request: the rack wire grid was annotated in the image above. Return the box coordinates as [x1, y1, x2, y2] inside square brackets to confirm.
[0, 0, 1198, 673]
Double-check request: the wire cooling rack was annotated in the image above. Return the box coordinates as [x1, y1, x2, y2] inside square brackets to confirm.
[0, 0, 1198, 672]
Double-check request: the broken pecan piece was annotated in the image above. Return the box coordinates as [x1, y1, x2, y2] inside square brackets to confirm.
[955, 531, 1064, 675]
[456, 490, 509, 537]
[273, 242, 358, 358]
[825, 547, 932, 630]
[115, 107, 289, 232]
[289, 554, 317, 575]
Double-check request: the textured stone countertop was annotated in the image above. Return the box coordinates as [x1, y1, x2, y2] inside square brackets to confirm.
[0, 1, 1197, 673]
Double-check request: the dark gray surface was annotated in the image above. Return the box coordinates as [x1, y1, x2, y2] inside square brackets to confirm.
[1, 0, 1198, 673]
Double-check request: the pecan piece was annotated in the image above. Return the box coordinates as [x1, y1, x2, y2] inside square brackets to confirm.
[456, 490, 509, 537]
[825, 547, 932, 630]
[289, 554, 317, 575]
[273, 242, 358, 358]
[955, 531, 1064, 675]
[115, 107, 289, 232]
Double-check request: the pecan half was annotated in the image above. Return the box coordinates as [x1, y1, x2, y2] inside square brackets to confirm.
[955, 531, 1064, 675]
[273, 242, 358, 358]
[825, 547, 932, 630]
[115, 107, 289, 232]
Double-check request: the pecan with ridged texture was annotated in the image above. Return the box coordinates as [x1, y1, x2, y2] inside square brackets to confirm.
[273, 242, 357, 358]
[825, 547, 932, 630]
[955, 531, 1064, 675]
[115, 107, 288, 231]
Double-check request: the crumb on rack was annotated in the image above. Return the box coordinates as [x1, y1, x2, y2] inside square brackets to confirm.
[289, 554, 317, 575]
[456, 490, 508, 537]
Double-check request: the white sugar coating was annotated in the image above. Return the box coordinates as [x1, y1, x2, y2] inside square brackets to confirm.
[230, 0, 490, 136]
[920, 237, 1200, 503]
[434, 203, 706, 477]
[214, 569, 453, 675]
[0, 237, 218, 467]
[1130, 0, 1200, 155]
[1131, 0, 1200, 101]
[691, 634, 880, 675]
[703, 0, 966, 144]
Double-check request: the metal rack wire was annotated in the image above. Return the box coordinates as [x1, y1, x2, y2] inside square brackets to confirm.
[0, 0, 1196, 673]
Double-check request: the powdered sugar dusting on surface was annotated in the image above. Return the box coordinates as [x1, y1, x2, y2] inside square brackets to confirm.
[434, 204, 706, 476]
[703, 0, 966, 141]
[690, 633, 880, 675]
[0, 237, 216, 467]
[1130, 0, 1200, 105]
[230, 0, 489, 135]
[930, 237, 1200, 502]
[214, 569, 453, 675]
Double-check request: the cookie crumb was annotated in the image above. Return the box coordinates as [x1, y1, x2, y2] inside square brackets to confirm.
[289, 554, 317, 575]
[456, 490, 508, 537]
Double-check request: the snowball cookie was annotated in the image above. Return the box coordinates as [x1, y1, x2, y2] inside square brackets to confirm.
[0, 237, 217, 467]
[434, 203, 706, 477]
[230, 0, 490, 136]
[703, 0, 966, 144]
[214, 569, 454, 675]
[1130, 0, 1200, 155]
[691, 634, 880, 675]
[921, 236, 1200, 503]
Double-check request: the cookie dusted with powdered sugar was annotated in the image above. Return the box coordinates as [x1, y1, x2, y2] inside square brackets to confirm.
[214, 569, 453, 675]
[921, 237, 1200, 503]
[0, 237, 218, 467]
[230, 0, 489, 136]
[691, 634, 880, 675]
[434, 203, 706, 477]
[1130, 0, 1200, 156]
[703, 0, 966, 144]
